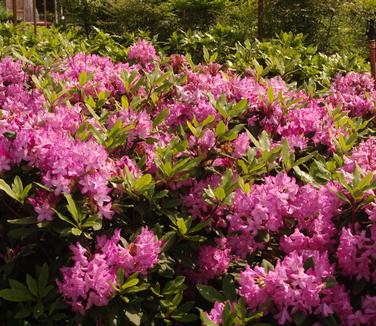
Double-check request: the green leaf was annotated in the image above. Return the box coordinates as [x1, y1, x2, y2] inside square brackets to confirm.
[64, 193, 80, 224]
[199, 309, 218, 326]
[172, 313, 198, 323]
[79, 71, 88, 86]
[294, 151, 318, 167]
[53, 209, 76, 227]
[259, 131, 271, 152]
[355, 172, 374, 192]
[203, 46, 210, 63]
[15, 306, 33, 319]
[134, 174, 153, 192]
[235, 298, 247, 318]
[21, 183, 32, 200]
[38, 264, 49, 296]
[121, 277, 139, 291]
[325, 277, 337, 289]
[121, 95, 129, 109]
[293, 311, 307, 326]
[335, 173, 352, 193]
[125, 283, 149, 293]
[334, 191, 351, 205]
[3, 131, 16, 140]
[9, 279, 28, 292]
[303, 256, 315, 271]
[222, 275, 237, 302]
[26, 274, 38, 297]
[215, 120, 226, 137]
[244, 310, 264, 322]
[186, 121, 197, 137]
[231, 99, 248, 117]
[196, 285, 224, 303]
[176, 218, 188, 235]
[71, 228, 82, 236]
[163, 276, 186, 295]
[40, 285, 53, 298]
[0, 289, 34, 302]
[116, 268, 125, 286]
[267, 86, 274, 104]
[353, 163, 361, 186]
[213, 187, 225, 201]
[83, 214, 102, 231]
[33, 301, 44, 319]
[153, 108, 170, 128]
[125, 310, 142, 324]
[293, 166, 317, 185]
[210, 52, 218, 62]
[160, 231, 176, 253]
[188, 219, 211, 234]
[261, 259, 274, 272]
[246, 130, 260, 148]
[0, 178, 18, 201]
[172, 291, 183, 307]
[12, 175, 23, 195]
[7, 216, 36, 225]
[202, 114, 215, 127]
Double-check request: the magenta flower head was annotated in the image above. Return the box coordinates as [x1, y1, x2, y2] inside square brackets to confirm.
[57, 228, 162, 314]
[128, 40, 157, 65]
[56, 243, 117, 315]
[233, 132, 249, 158]
[196, 244, 231, 282]
[205, 301, 225, 324]
[123, 227, 163, 275]
[239, 265, 268, 310]
[329, 72, 376, 116]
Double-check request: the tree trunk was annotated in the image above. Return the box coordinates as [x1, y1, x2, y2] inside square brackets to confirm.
[12, 0, 17, 24]
[258, 0, 264, 40]
[24, 0, 38, 22]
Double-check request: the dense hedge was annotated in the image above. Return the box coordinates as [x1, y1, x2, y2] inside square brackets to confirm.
[0, 26, 375, 325]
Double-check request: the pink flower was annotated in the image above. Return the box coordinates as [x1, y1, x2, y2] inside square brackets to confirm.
[233, 132, 249, 158]
[232, 173, 299, 233]
[58, 228, 162, 314]
[121, 227, 162, 275]
[57, 243, 117, 315]
[183, 175, 222, 219]
[343, 138, 376, 176]
[205, 301, 235, 325]
[239, 265, 268, 310]
[128, 40, 157, 65]
[197, 129, 216, 151]
[337, 227, 376, 283]
[206, 301, 225, 324]
[195, 245, 231, 282]
[239, 251, 335, 324]
[329, 72, 376, 116]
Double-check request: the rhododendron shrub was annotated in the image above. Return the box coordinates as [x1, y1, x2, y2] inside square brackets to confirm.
[0, 38, 375, 326]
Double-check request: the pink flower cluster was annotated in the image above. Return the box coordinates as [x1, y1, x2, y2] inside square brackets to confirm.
[194, 244, 231, 283]
[206, 301, 226, 324]
[57, 227, 161, 314]
[239, 251, 337, 324]
[0, 57, 115, 220]
[52, 53, 140, 99]
[329, 72, 376, 116]
[127, 40, 157, 65]
[337, 227, 376, 283]
[343, 138, 376, 175]
[223, 174, 341, 257]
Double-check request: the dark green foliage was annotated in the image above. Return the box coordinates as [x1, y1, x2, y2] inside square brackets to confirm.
[52, 0, 376, 57]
